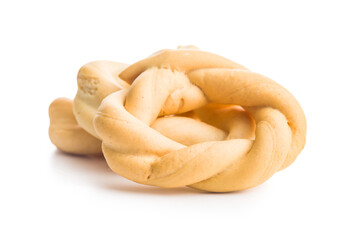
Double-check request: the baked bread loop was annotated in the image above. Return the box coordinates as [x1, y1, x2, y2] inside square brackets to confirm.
[73, 61, 130, 138]
[48, 61, 129, 154]
[94, 48, 306, 192]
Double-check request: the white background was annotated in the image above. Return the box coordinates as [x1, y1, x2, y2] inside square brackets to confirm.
[1, 0, 359, 239]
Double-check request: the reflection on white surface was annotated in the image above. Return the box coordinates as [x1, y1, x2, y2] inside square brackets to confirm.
[50, 150, 205, 195]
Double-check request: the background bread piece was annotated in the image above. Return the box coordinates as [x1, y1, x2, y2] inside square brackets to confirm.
[49, 98, 102, 155]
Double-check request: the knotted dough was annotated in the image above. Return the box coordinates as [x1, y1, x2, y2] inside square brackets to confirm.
[49, 47, 306, 192]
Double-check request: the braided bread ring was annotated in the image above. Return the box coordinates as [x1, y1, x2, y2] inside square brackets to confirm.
[49, 57, 232, 154]
[94, 48, 306, 192]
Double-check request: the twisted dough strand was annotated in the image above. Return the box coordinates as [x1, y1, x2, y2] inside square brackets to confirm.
[49, 60, 129, 155]
[93, 48, 306, 192]
[48, 47, 306, 192]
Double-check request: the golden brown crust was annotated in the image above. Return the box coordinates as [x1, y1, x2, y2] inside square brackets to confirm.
[48, 47, 306, 192]
[92, 48, 306, 192]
